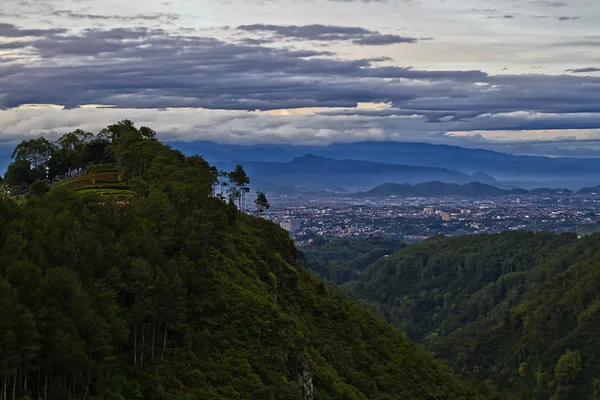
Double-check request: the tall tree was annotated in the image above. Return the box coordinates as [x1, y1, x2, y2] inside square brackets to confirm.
[228, 165, 250, 210]
[254, 190, 270, 216]
[217, 170, 229, 200]
[11, 138, 54, 170]
[3, 159, 45, 194]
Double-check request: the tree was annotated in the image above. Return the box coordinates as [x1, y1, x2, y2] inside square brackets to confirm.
[55, 130, 94, 175]
[228, 165, 250, 210]
[217, 170, 229, 200]
[554, 350, 582, 385]
[254, 190, 270, 216]
[3, 159, 45, 194]
[11, 138, 54, 170]
[28, 179, 49, 197]
[82, 138, 114, 166]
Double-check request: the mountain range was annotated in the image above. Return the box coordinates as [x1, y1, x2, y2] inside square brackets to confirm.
[214, 154, 498, 192]
[170, 140, 600, 189]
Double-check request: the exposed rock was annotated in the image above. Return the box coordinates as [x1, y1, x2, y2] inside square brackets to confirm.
[297, 352, 314, 400]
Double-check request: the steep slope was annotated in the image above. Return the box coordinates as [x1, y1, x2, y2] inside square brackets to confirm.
[298, 237, 407, 285]
[0, 122, 478, 400]
[344, 232, 600, 399]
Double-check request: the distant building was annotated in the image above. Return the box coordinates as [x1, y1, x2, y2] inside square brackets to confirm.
[347, 226, 359, 234]
[423, 207, 434, 214]
[280, 219, 301, 232]
[441, 213, 452, 221]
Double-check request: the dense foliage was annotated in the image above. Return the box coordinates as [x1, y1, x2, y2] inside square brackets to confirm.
[299, 237, 406, 285]
[0, 121, 478, 400]
[343, 232, 600, 399]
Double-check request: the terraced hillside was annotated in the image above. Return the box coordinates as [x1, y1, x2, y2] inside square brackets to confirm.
[56, 167, 134, 200]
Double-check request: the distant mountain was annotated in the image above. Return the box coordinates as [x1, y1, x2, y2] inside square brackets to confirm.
[170, 140, 600, 189]
[356, 181, 580, 198]
[356, 181, 511, 197]
[529, 187, 573, 195]
[168, 140, 296, 163]
[215, 154, 499, 192]
[578, 185, 600, 194]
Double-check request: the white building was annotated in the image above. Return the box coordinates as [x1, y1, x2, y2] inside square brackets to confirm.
[280, 219, 301, 232]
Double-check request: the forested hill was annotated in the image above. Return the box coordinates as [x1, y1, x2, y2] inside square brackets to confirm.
[0, 121, 478, 400]
[298, 236, 407, 285]
[344, 232, 600, 400]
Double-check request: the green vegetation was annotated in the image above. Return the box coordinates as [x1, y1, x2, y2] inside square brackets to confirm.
[299, 237, 406, 285]
[336, 232, 600, 399]
[0, 121, 478, 400]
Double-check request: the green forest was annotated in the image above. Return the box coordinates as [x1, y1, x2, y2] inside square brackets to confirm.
[0, 121, 478, 400]
[298, 237, 406, 285]
[307, 232, 600, 400]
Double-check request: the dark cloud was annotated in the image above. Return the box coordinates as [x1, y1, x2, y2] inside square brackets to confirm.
[566, 67, 600, 73]
[0, 22, 66, 37]
[0, 25, 599, 136]
[353, 34, 416, 45]
[558, 16, 580, 20]
[50, 10, 181, 22]
[237, 24, 418, 45]
[487, 14, 516, 19]
[531, 1, 568, 7]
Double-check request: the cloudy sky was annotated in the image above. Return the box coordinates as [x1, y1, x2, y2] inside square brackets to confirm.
[1, 0, 599, 156]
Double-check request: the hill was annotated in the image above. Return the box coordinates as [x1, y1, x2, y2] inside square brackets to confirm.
[298, 237, 407, 285]
[356, 181, 511, 197]
[0, 121, 478, 400]
[170, 140, 600, 189]
[355, 182, 585, 198]
[215, 154, 498, 192]
[578, 185, 600, 194]
[340, 232, 600, 399]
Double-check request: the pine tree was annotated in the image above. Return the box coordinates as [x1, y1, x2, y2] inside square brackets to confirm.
[254, 190, 270, 216]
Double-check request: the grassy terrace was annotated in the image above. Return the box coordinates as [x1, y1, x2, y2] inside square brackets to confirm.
[56, 169, 133, 200]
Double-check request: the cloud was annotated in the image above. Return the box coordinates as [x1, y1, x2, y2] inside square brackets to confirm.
[566, 67, 600, 73]
[487, 14, 516, 19]
[530, 1, 567, 7]
[236, 24, 418, 45]
[1, 107, 600, 159]
[50, 10, 181, 22]
[0, 25, 486, 111]
[0, 22, 66, 37]
[1, 21, 600, 149]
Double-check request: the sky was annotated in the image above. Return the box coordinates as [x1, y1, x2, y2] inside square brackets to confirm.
[0, 0, 600, 156]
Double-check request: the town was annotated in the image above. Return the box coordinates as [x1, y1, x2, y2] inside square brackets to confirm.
[265, 192, 600, 245]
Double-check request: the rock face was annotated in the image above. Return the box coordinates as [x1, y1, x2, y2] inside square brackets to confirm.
[297, 352, 314, 400]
